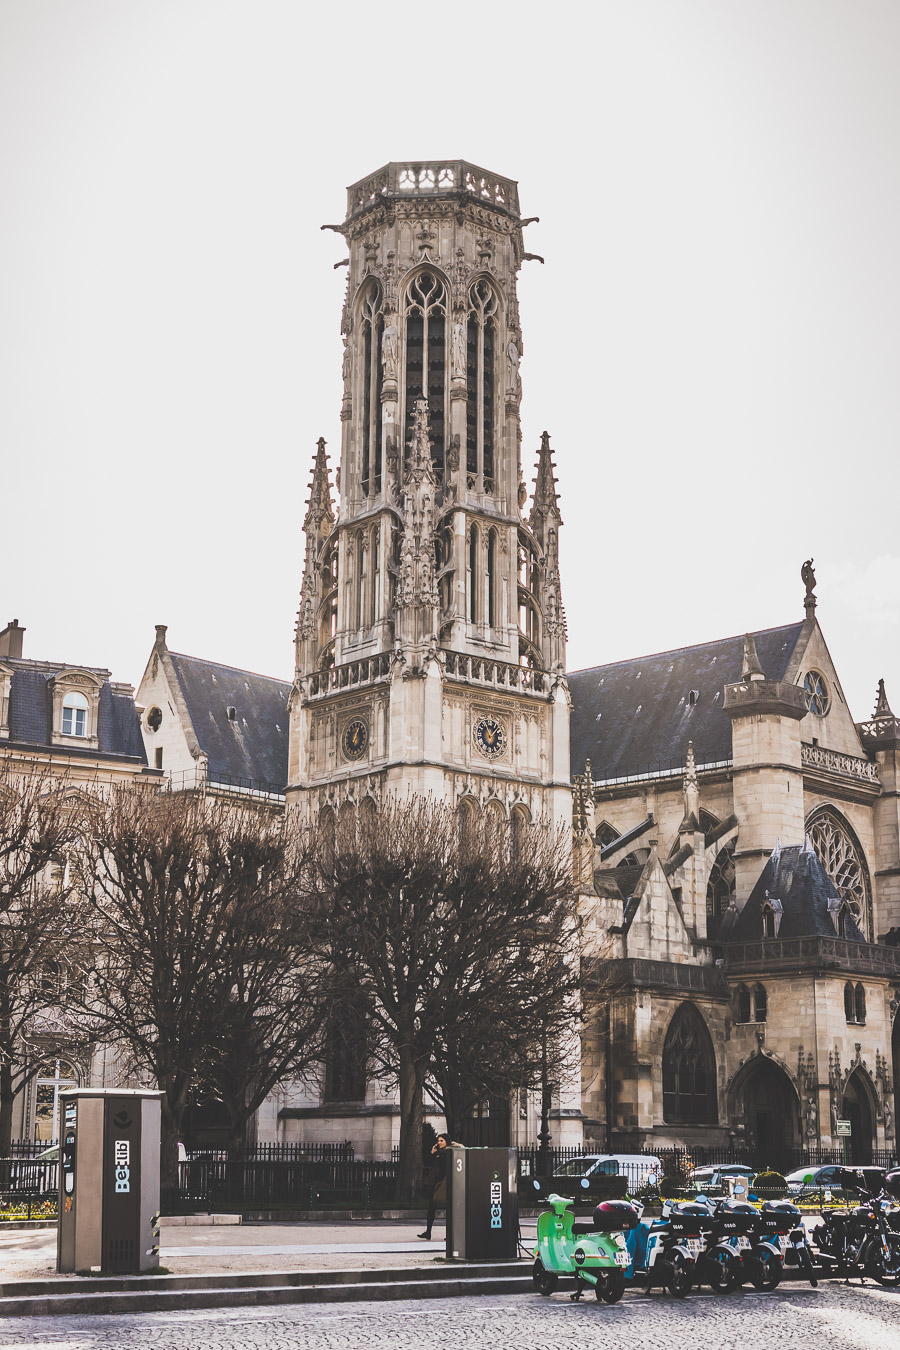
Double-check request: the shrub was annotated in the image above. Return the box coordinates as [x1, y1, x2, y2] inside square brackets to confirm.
[753, 1169, 787, 1197]
[659, 1173, 689, 1198]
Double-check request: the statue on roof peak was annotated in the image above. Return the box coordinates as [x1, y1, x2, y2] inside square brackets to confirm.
[801, 558, 817, 616]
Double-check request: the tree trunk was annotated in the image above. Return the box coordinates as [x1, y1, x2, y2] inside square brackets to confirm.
[396, 1047, 424, 1205]
[159, 1090, 186, 1194]
[0, 1060, 14, 1158]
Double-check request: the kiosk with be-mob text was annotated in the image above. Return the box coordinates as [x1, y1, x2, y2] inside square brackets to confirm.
[57, 1088, 162, 1274]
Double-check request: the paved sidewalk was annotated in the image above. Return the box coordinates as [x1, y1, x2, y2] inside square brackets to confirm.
[2, 1219, 540, 1282]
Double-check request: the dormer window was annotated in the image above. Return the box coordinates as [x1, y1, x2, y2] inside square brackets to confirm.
[761, 890, 783, 939]
[61, 691, 89, 738]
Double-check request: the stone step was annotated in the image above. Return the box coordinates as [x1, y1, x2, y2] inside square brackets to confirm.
[0, 1266, 533, 1318]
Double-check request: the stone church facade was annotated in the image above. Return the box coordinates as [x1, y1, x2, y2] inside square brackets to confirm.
[125, 160, 899, 1164]
[571, 603, 900, 1168]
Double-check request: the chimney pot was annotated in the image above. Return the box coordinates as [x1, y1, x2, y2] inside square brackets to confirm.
[0, 620, 24, 660]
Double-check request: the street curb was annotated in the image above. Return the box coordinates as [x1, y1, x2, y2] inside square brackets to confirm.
[0, 1264, 532, 1318]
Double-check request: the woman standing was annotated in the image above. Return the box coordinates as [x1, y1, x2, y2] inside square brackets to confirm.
[418, 1133, 462, 1240]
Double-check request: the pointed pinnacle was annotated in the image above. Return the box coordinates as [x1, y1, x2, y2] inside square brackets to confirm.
[304, 437, 334, 531]
[530, 430, 562, 526]
[406, 399, 435, 479]
[684, 740, 698, 784]
[742, 633, 765, 681]
[874, 678, 894, 719]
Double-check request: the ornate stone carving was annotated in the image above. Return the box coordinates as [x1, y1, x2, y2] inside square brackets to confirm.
[801, 743, 880, 783]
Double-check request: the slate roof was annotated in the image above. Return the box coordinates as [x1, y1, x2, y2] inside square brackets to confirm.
[724, 843, 865, 943]
[568, 622, 804, 781]
[167, 652, 290, 793]
[4, 661, 146, 762]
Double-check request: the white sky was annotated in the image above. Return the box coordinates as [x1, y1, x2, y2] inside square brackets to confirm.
[1, 1, 898, 721]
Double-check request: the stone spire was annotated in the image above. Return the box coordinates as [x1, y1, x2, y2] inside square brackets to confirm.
[304, 437, 335, 533]
[295, 438, 335, 674]
[682, 740, 700, 827]
[742, 632, 765, 681]
[873, 678, 894, 719]
[529, 431, 562, 547]
[527, 431, 566, 671]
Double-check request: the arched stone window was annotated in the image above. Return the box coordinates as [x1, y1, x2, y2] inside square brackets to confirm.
[855, 983, 866, 1025]
[485, 798, 506, 837]
[359, 280, 383, 496]
[735, 985, 752, 1024]
[465, 279, 498, 491]
[662, 1003, 718, 1124]
[468, 524, 480, 622]
[844, 981, 855, 1022]
[807, 807, 872, 939]
[753, 983, 767, 1023]
[487, 528, 498, 628]
[457, 796, 480, 845]
[511, 804, 530, 859]
[706, 841, 735, 935]
[403, 270, 447, 475]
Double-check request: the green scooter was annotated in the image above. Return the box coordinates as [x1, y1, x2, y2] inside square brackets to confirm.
[533, 1195, 641, 1304]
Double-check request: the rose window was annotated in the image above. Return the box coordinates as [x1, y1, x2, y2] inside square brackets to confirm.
[803, 670, 830, 716]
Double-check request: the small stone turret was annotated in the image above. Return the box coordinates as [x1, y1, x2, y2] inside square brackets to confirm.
[724, 633, 807, 905]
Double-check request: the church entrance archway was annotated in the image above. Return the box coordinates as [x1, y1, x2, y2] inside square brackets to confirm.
[842, 1069, 875, 1164]
[729, 1057, 800, 1172]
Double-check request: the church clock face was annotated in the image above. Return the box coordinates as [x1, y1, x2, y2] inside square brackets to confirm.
[341, 716, 369, 761]
[473, 713, 507, 760]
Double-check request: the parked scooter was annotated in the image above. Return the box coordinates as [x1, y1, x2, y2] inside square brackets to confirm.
[687, 1196, 747, 1293]
[533, 1195, 641, 1304]
[627, 1201, 709, 1297]
[812, 1167, 900, 1287]
[714, 1198, 817, 1290]
[754, 1200, 819, 1289]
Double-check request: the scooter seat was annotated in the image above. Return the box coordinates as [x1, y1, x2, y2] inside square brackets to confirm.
[571, 1222, 598, 1236]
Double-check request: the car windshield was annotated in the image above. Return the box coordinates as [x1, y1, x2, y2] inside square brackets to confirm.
[554, 1158, 618, 1177]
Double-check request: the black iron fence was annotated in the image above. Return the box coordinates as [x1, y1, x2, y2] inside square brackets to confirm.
[167, 1156, 399, 1214]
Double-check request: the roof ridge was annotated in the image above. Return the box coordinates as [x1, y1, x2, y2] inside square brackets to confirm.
[6, 657, 113, 678]
[566, 621, 802, 678]
[167, 651, 290, 687]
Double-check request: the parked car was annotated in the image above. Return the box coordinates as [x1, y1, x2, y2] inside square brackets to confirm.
[784, 1164, 886, 1196]
[551, 1154, 662, 1193]
[690, 1164, 756, 1193]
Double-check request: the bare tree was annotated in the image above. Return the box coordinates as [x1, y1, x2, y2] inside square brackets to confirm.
[78, 787, 319, 1187]
[305, 797, 578, 1203]
[0, 764, 91, 1154]
[199, 813, 328, 1159]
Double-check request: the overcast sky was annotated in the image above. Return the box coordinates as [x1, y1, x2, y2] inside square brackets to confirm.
[2, 1, 898, 722]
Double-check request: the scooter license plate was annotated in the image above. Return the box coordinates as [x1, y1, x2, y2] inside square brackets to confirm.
[685, 1239, 703, 1254]
[778, 1236, 791, 1251]
[735, 1237, 752, 1250]
[615, 1251, 631, 1267]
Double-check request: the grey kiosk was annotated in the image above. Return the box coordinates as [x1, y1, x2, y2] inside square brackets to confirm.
[58, 1088, 162, 1274]
[447, 1147, 518, 1260]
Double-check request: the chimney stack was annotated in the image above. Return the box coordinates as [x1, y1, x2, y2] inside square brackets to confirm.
[0, 620, 24, 660]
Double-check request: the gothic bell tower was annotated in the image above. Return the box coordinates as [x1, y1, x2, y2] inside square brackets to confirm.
[288, 161, 570, 833]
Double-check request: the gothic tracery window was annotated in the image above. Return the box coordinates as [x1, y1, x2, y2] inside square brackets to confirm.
[465, 279, 498, 491]
[706, 841, 735, 936]
[662, 1003, 717, 1124]
[360, 282, 383, 496]
[807, 807, 871, 938]
[404, 270, 447, 476]
[803, 670, 830, 717]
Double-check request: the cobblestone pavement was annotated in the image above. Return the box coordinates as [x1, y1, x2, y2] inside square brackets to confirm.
[0, 1284, 897, 1349]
